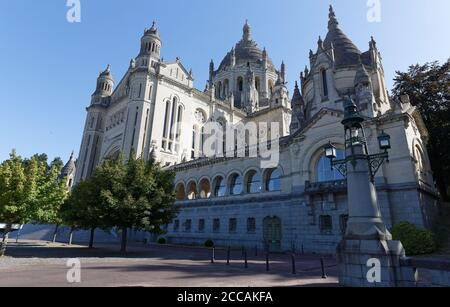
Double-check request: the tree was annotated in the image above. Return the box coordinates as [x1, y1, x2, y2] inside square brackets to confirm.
[95, 154, 177, 252]
[0, 151, 67, 256]
[61, 177, 107, 248]
[31, 156, 67, 243]
[392, 60, 450, 201]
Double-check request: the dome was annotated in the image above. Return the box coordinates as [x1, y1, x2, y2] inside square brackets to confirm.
[216, 21, 275, 72]
[144, 21, 160, 40]
[60, 152, 76, 179]
[99, 64, 113, 80]
[323, 6, 361, 68]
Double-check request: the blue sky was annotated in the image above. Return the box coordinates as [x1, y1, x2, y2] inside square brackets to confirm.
[1, 0, 449, 163]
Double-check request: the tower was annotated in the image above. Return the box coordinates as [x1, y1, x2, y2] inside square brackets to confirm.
[74, 65, 113, 184]
[137, 21, 162, 69]
[290, 81, 305, 134]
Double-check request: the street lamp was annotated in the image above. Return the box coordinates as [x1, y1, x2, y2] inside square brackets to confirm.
[325, 142, 337, 160]
[325, 96, 391, 182]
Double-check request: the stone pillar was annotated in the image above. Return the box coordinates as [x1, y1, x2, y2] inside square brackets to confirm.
[337, 144, 417, 287]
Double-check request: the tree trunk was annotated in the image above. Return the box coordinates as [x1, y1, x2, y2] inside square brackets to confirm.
[88, 228, 95, 249]
[52, 224, 60, 243]
[0, 224, 12, 257]
[15, 225, 23, 243]
[120, 227, 128, 253]
[68, 227, 75, 245]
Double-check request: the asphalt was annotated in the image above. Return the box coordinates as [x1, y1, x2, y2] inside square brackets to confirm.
[0, 240, 339, 287]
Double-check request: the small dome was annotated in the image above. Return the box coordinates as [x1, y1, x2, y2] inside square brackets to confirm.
[99, 64, 113, 80]
[60, 152, 76, 178]
[323, 6, 361, 68]
[144, 21, 160, 40]
[217, 21, 274, 72]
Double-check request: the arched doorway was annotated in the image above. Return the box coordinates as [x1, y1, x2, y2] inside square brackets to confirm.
[263, 216, 282, 252]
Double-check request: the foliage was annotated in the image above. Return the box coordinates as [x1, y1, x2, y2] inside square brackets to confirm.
[204, 239, 214, 248]
[157, 237, 166, 244]
[392, 222, 437, 255]
[0, 150, 68, 256]
[73, 153, 178, 252]
[392, 60, 450, 200]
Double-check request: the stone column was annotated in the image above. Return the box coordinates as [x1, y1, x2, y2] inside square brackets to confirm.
[337, 144, 417, 287]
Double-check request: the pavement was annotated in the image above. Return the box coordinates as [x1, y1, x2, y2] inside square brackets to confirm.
[0, 240, 339, 287]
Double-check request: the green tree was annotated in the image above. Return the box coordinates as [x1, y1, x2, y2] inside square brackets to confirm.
[96, 154, 177, 252]
[61, 177, 107, 248]
[392, 60, 450, 200]
[0, 151, 67, 256]
[32, 156, 67, 243]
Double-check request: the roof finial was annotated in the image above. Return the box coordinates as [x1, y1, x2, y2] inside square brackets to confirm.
[243, 19, 251, 41]
[70, 151, 74, 160]
[328, 5, 339, 29]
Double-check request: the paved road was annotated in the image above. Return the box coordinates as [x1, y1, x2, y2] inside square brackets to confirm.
[0, 241, 338, 287]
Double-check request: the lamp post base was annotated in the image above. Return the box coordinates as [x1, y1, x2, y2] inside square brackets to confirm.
[337, 238, 418, 287]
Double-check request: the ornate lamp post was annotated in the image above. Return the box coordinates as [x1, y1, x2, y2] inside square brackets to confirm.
[327, 97, 416, 287]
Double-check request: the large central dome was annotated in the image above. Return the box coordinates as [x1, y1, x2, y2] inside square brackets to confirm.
[217, 21, 275, 72]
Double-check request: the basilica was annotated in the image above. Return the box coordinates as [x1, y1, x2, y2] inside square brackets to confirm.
[72, 6, 438, 253]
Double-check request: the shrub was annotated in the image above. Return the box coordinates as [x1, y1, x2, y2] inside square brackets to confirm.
[157, 237, 166, 245]
[204, 239, 214, 248]
[391, 222, 436, 255]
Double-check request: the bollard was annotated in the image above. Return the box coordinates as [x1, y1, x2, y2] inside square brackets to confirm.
[320, 257, 327, 279]
[266, 252, 270, 272]
[226, 246, 230, 265]
[244, 250, 248, 268]
[211, 247, 215, 264]
[291, 254, 296, 274]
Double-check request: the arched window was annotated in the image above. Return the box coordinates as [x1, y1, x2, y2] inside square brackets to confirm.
[321, 69, 328, 98]
[316, 149, 345, 182]
[229, 173, 243, 195]
[213, 176, 227, 197]
[255, 77, 260, 91]
[237, 76, 244, 92]
[268, 80, 274, 96]
[265, 168, 281, 192]
[217, 82, 222, 98]
[176, 184, 186, 201]
[223, 79, 229, 97]
[199, 178, 211, 199]
[245, 170, 261, 194]
[187, 181, 197, 200]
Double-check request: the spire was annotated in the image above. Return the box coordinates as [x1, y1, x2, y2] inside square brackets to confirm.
[317, 36, 324, 50]
[280, 61, 286, 83]
[328, 5, 339, 30]
[243, 19, 251, 41]
[369, 36, 377, 49]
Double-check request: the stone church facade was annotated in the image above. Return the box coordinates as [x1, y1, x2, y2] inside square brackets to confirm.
[74, 7, 438, 253]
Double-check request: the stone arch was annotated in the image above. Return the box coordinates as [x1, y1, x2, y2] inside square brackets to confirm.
[212, 173, 227, 197]
[187, 180, 198, 200]
[227, 170, 243, 196]
[243, 167, 262, 194]
[263, 167, 283, 192]
[175, 182, 186, 201]
[300, 135, 343, 181]
[199, 177, 212, 199]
